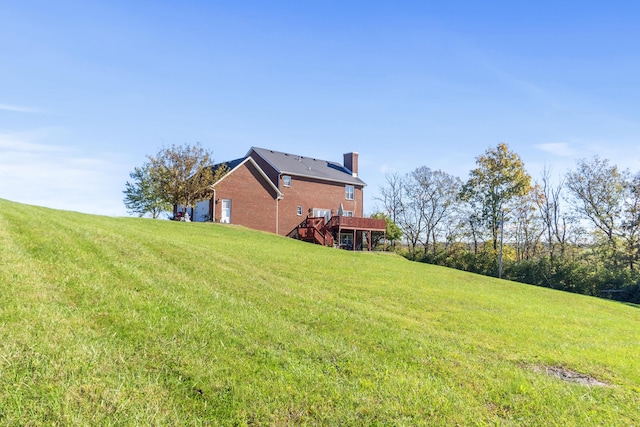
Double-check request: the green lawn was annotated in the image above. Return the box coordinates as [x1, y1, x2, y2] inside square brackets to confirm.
[0, 198, 638, 426]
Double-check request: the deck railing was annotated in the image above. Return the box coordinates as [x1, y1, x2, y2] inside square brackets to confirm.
[325, 216, 386, 231]
[291, 215, 385, 248]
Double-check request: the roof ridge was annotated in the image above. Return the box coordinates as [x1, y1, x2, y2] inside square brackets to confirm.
[248, 146, 366, 187]
[252, 146, 329, 163]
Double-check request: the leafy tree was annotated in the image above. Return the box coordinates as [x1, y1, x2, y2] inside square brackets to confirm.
[510, 184, 544, 261]
[370, 212, 402, 249]
[621, 173, 640, 270]
[408, 166, 461, 256]
[460, 143, 532, 251]
[147, 143, 225, 216]
[565, 157, 627, 267]
[439, 207, 468, 257]
[458, 200, 487, 254]
[123, 162, 170, 218]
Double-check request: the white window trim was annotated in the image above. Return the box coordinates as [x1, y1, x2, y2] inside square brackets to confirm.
[296, 206, 303, 216]
[345, 185, 355, 200]
[313, 208, 332, 222]
[283, 175, 292, 187]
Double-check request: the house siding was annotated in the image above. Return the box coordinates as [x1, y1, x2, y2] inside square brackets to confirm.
[212, 160, 279, 234]
[277, 175, 364, 236]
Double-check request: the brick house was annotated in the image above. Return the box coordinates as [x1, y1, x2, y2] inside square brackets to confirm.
[190, 147, 386, 250]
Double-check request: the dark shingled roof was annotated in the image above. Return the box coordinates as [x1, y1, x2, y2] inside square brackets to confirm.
[218, 157, 245, 171]
[210, 157, 245, 177]
[249, 147, 366, 186]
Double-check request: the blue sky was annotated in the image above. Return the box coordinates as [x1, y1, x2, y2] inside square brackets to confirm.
[2, 1, 640, 216]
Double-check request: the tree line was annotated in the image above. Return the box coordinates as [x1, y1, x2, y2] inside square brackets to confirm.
[377, 143, 640, 304]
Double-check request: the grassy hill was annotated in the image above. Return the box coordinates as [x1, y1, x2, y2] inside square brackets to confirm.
[0, 198, 638, 426]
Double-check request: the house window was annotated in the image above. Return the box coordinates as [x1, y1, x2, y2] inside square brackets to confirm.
[340, 232, 354, 249]
[312, 208, 332, 222]
[345, 185, 354, 200]
[283, 175, 292, 187]
[343, 210, 354, 217]
[297, 206, 303, 216]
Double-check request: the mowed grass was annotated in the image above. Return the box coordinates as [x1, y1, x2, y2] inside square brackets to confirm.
[0, 199, 638, 426]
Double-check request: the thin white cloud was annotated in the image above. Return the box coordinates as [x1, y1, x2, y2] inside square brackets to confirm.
[0, 130, 129, 216]
[0, 103, 41, 113]
[0, 132, 66, 152]
[534, 142, 578, 157]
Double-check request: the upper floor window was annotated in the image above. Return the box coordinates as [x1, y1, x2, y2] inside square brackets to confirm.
[345, 185, 355, 200]
[283, 175, 292, 187]
[296, 206, 303, 216]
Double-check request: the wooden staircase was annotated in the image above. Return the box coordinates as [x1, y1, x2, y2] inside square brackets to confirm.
[288, 216, 335, 247]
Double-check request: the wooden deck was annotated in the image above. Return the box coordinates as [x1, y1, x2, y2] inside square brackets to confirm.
[290, 215, 386, 250]
[325, 216, 386, 231]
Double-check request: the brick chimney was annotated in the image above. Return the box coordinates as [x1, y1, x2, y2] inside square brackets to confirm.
[343, 152, 359, 177]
